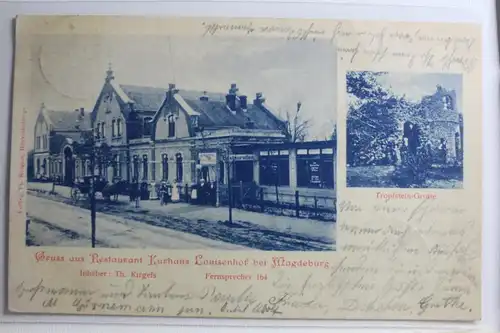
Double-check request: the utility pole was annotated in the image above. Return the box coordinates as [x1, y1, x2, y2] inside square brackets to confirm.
[89, 118, 97, 248]
[135, 155, 140, 208]
[225, 142, 234, 225]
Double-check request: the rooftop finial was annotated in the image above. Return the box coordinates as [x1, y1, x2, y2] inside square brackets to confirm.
[40, 102, 46, 110]
[106, 62, 114, 81]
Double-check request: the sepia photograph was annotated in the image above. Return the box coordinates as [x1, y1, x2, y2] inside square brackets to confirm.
[26, 35, 338, 251]
[346, 71, 464, 189]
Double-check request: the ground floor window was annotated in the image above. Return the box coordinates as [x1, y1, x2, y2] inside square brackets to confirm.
[259, 150, 289, 186]
[201, 166, 209, 182]
[233, 161, 254, 183]
[162, 154, 168, 180]
[133, 155, 139, 181]
[297, 148, 334, 188]
[112, 154, 122, 179]
[86, 160, 92, 176]
[42, 158, 47, 175]
[176, 153, 183, 182]
[75, 160, 79, 177]
[142, 154, 148, 180]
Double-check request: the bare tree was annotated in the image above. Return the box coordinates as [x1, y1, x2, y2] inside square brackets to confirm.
[331, 124, 337, 141]
[281, 101, 311, 143]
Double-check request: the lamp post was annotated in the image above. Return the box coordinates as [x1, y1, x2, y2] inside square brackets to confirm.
[87, 121, 98, 248]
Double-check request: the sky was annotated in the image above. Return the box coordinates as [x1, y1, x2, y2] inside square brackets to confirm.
[26, 34, 337, 150]
[376, 72, 463, 112]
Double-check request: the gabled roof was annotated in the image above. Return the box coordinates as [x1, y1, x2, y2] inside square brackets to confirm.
[101, 67, 284, 130]
[152, 88, 284, 131]
[45, 109, 91, 131]
[118, 85, 167, 113]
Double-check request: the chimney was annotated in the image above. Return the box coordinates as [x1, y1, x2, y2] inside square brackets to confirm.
[226, 83, 238, 111]
[200, 91, 209, 101]
[240, 95, 248, 110]
[254, 92, 266, 105]
[229, 83, 238, 95]
[167, 83, 179, 99]
[80, 107, 84, 118]
[226, 94, 236, 111]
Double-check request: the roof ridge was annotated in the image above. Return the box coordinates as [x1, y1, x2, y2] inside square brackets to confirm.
[119, 83, 169, 90]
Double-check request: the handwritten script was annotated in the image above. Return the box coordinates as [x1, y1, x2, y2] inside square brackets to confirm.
[12, 197, 479, 319]
[201, 21, 478, 73]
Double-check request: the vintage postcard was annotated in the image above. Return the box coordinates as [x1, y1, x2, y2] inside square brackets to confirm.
[8, 16, 481, 320]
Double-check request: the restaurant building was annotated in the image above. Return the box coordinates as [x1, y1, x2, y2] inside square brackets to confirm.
[32, 68, 336, 206]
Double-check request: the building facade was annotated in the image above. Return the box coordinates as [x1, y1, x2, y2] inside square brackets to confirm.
[32, 68, 337, 204]
[420, 84, 464, 165]
[33, 103, 90, 185]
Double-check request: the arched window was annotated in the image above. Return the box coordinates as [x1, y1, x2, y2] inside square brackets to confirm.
[168, 115, 176, 138]
[112, 119, 116, 137]
[86, 160, 91, 176]
[455, 132, 462, 156]
[112, 154, 118, 178]
[143, 117, 153, 136]
[133, 155, 139, 181]
[117, 119, 122, 136]
[162, 154, 168, 180]
[101, 123, 106, 138]
[42, 158, 47, 175]
[142, 154, 148, 181]
[176, 153, 183, 182]
[442, 95, 453, 111]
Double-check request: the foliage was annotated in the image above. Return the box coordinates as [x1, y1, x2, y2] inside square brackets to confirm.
[392, 145, 432, 187]
[346, 71, 429, 167]
[330, 125, 337, 141]
[71, 130, 113, 167]
[281, 102, 311, 143]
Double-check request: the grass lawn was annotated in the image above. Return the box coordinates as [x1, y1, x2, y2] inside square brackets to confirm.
[347, 165, 463, 189]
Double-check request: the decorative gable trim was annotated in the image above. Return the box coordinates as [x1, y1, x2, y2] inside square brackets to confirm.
[110, 81, 134, 104]
[173, 94, 200, 116]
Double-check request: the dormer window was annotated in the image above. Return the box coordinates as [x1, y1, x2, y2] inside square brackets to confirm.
[191, 115, 199, 129]
[168, 114, 175, 138]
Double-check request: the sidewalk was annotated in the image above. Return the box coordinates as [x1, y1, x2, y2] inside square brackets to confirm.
[28, 182, 336, 244]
